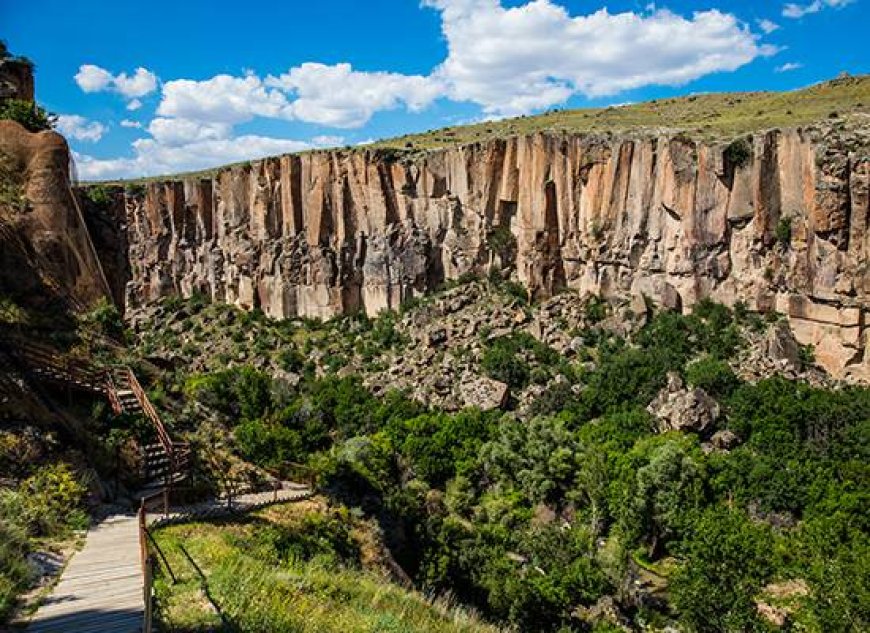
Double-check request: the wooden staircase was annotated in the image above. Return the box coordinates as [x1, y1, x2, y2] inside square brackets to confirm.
[0, 334, 191, 490]
[104, 367, 192, 490]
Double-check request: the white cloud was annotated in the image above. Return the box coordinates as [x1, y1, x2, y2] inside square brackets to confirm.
[157, 74, 292, 124]
[74, 134, 313, 180]
[424, 1, 776, 115]
[120, 119, 142, 128]
[782, 0, 854, 18]
[147, 117, 232, 146]
[74, 64, 158, 110]
[73, 65, 114, 92]
[757, 18, 781, 33]
[55, 114, 106, 142]
[266, 63, 441, 128]
[71, 1, 787, 180]
[776, 62, 804, 72]
[311, 135, 346, 147]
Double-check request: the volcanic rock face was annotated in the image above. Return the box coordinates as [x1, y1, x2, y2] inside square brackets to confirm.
[116, 127, 869, 379]
[0, 120, 109, 309]
[0, 56, 34, 102]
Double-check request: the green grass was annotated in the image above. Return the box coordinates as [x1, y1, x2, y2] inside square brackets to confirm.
[151, 503, 502, 633]
[89, 74, 870, 184]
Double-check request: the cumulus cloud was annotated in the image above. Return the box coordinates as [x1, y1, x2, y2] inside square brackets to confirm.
[75, 134, 313, 181]
[157, 74, 292, 124]
[120, 119, 142, 128]
[311, 135, 346, 147]
[74, 64, 159, 107]
[266, 63, 441, 128]
[776, 62, 804, 72]
[757, 18, 781, 33]
[424, 0, 775, 115]
[55, 114, 106, 142]
[782, 0, 855, 19]
[72, 1, 786, 180]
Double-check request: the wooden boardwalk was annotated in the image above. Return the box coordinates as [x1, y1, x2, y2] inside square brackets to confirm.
[26, 513, 143, 633]
[26, 485, 311, 632]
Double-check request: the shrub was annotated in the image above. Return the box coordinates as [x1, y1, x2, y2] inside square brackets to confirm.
[723, 138, 752, 170]
[0, 463, 88, 537]
[82, 185, 114, 209]
[776, 217, 792, 248]
[81, 297, 124, 338]
[685, 355, 740, 399]
[253, 511, 360, 566]
[584, 296, 607, 324]
[234, 418, 302, 468]
[0, 99, 55, 133]
[481, 337, 531, 389]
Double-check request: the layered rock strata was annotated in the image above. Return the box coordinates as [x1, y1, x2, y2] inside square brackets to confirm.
[113, 127, 869, 379]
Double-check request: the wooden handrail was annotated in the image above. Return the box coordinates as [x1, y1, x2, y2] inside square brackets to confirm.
[138, 500, 154, 633]
[126, 368, 175, 461]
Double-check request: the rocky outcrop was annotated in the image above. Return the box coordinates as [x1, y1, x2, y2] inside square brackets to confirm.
[648, 373, 720, 435]
[0, 54, 34, 102]
[0, 120, 109, 309]
[97, 123, 869, 379]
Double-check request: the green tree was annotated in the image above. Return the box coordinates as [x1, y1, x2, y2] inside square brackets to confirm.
[621, 436, 707, 556]
[0, 99, 55, 132]
[671, 507, 773, 632]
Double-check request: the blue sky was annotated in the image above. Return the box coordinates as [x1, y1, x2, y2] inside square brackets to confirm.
[3, 0, 867, 180]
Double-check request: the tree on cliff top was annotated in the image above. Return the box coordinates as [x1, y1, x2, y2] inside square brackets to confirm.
[0, 99, 55, 133]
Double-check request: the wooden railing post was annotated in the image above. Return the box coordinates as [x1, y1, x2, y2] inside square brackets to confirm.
[143, 556, 153, 633]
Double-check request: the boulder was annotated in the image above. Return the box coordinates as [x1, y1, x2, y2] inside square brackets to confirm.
[648, 372, 720, 434]
[765, 321, 801, 368]
[458, 375, 509, 411]
[710, 429, 740, 451]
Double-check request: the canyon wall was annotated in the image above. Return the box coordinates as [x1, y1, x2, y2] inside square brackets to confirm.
[114, 128, 869, 379]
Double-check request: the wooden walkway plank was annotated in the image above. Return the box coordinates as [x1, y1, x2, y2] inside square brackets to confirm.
[26, 485, 312, 632]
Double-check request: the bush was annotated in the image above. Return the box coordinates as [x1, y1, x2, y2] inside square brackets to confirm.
[0, 464, 88, 539]
[776, 217, 792, 248]
[481, 337, 530, 389]
[81, 296, 124, 339]
[0, 99, 55, 133]
[252, 511, 360, 566]
[234, 419, 302, 468]
[685, 355, 740, 399]
[723, 138, 752, 170]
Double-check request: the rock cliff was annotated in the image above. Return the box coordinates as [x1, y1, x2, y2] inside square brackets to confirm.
[105, 124, 869, 379]
[0, 120, 111, 310]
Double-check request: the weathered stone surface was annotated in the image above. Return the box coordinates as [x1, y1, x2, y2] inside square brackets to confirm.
[648, 373, 720, 434]
[711, 429, 740, 451]
[0, 120, 109, 309]
[458, 375, 509, 411]
[0, 55, 34, 102]
[765, 320, 801, 368]
[73, 124, 869, 380]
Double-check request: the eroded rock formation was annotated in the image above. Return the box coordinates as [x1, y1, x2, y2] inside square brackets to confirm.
[105, 125, 868, 379]
[0, 120, 110, 309]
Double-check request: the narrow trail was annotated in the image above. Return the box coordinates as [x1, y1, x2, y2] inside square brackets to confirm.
[25, 485, 312, 632]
